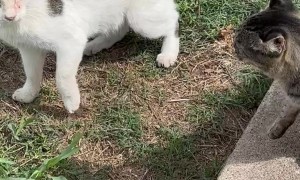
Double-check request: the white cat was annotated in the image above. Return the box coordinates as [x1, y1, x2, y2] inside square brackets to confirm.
[0, 0, 180, 113]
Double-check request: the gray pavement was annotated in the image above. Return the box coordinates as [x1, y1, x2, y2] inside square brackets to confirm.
[218, 82, 300, 180]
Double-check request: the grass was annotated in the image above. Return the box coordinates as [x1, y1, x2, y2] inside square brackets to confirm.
[199, 0, 266, 39]
[0, 0, 275, 179]
[139, 68, 271, 180]
[87, 105, 143, 150]
[0, 119, 81, 179]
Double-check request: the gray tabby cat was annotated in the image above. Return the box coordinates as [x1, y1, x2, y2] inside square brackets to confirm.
[234, 0, 300, 139]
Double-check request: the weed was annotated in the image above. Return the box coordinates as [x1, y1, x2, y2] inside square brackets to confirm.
[0, 131, 82, 179]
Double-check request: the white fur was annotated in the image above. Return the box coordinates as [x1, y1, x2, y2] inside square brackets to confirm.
[0, 0, 180, 113]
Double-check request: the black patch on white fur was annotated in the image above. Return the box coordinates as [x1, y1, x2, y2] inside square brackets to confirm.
[48, 0, 64, 16]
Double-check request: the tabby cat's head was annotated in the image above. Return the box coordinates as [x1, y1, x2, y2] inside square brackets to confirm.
[234, 0, 300, 75]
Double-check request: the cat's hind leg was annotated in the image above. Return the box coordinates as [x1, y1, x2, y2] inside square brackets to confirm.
[13, 47, 46, 103]
[126, 0, 180, 68]
[84, 22, 129, 56]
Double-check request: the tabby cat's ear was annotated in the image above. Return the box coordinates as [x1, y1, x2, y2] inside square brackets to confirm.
[265, 35, 286, 55]
[269, 0, 295, 11]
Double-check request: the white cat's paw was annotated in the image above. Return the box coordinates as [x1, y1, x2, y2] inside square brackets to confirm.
[12, 88, 39, 103]
[84, 43, 104, 56]
[62, 95, 80, 114]
[156, 53, 177, 68]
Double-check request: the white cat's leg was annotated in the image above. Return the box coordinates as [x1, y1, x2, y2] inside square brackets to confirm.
[56, 43, 85, 113]
[127, 1, 180, 68]
[13, 47, 46, 103]
[156, 26, 180, 68]
[84, 22, 129, 56]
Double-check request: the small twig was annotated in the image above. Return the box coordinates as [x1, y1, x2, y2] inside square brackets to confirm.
[226, 107, 245, 132]
[108, 174, 115, 180]
[198, 145, 218, 147]
[219, 62, 239, 87]
[191, 59, 210, 73]
[221, 49, 236, 59]
[147, 103, 161, 121]
[1, 100, 18, 111]
[139, 169, 149, 180]
[167, 99, 191, 103]
[171, 60, 183, 74]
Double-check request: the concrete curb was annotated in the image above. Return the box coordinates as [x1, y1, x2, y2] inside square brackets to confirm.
[218, 82, 300, 180]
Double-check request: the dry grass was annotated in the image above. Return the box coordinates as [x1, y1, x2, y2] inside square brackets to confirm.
[0, 0, 273, 179]
[0, 30, 269, 180]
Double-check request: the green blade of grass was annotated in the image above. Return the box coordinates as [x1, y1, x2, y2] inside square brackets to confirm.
[0, 159, 15, 165]
[7, 117, 34, 141]
[7, 123, 18, 141]
[29, 133, 82, 179]
[0, 166, 8, 178]
[16, 118, 34, 137]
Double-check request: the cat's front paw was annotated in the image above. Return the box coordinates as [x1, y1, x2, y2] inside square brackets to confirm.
[268, 123, 286, 139]
[12, 88, 39, 103]
[156, 53, 177, 68]
[62, 95, 80, 114]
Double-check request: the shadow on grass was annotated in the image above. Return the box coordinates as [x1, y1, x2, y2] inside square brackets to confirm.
[82, 32, 161, 64]
[57, 69, 272, 180]
[58, 131, 229, 180]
